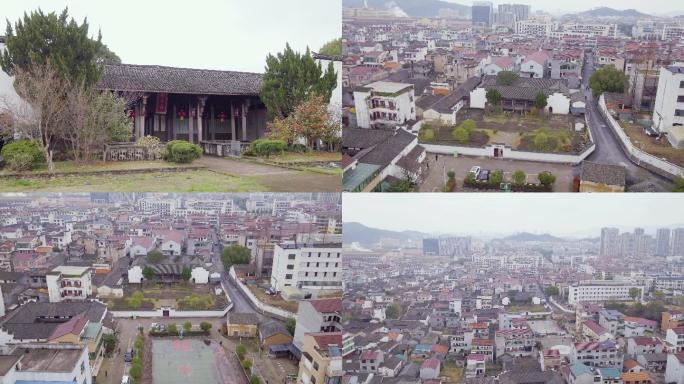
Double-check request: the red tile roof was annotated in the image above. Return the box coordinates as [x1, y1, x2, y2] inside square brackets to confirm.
[308, 298, 342, 314]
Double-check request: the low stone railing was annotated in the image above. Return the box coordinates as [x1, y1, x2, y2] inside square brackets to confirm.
[104, 142, 165, 161]
[199, 140, 249, 157]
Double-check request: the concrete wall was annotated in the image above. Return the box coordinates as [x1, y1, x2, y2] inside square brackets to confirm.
[229, 266, 295, 320]
[422, 140, 595, 165]
[599, 94, 684, 180]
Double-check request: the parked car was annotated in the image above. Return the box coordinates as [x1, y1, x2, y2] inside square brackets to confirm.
[124, 349, 134, 362]
[150, 322, 158, 331]
[469, 166, 481, 178]
[477, 169, 490, 181]
[121, 376, 130, 384]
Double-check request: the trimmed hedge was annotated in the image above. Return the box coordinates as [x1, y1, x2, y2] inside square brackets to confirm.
[165, 140, 202, 163]
[149, 329, 209, 337]
[464, 177, 552, 192]
[249, 139, 286, 157]
[1, 139, 45, 171]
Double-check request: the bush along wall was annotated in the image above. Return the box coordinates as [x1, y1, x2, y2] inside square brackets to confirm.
[165, 140, 203, 163]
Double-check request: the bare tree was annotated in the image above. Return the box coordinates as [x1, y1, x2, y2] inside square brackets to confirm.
[0, 64, 70, 172]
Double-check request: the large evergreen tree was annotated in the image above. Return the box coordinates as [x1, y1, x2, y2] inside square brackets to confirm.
[0, 8, 117, 87]
[260, 43, 337, 119]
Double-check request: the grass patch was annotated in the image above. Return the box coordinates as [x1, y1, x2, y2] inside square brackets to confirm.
[441, 361, 464, 383]
[0, 160, 195, 176]
[264, 151, 341, 164]
[0, 169, 266, 192]
[507, 304, 547, 312]
[519, 128, 572, 152]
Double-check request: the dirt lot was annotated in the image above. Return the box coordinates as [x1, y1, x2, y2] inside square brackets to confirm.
[419, 154, 576, 192]
[246, 281, 299, 313]
[622, 120, 684, 167]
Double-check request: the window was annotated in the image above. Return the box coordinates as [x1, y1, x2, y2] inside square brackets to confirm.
[675, 110, 684, 117]
[288, 254, 296, 260]
[678, 95, 684, 102]
[286, 265, 294, 270]
[680, 80, 684, 88]
[285, 274, 292, 280]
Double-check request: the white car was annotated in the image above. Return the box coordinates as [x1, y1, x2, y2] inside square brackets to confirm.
[469, 166, 481, 178]
[121, 375, 130, 384]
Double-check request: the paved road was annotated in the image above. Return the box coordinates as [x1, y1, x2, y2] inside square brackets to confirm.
[581, 55, 673, 190]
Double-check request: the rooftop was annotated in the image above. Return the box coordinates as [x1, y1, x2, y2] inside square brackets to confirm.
[15, 347, 84, 373]
[98, 64, 263, 96]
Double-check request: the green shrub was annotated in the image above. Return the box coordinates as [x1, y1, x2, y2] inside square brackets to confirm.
[489, 169, 504, 185]
[129, 362, 142, 379]
[250, 375, 261, 384]
[168, 323, 177, 334]
[200, 322, 212, 332]
[236, 344, 247, 360]
[165, 140, 202, 163]
[451, 127, 470, 143]
[249, 139, 286, 157]
[1, 140, 45, 171]
[512, 170, 527, 185]
[538, 171, 556, 186]
[419, 128, 434, 142]
[242, 359, 252, 370]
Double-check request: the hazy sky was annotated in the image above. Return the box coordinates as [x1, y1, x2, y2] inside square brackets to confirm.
[1, 0, 341, 72]
[344, 194, 684, 237]
[444, 0, 680, 15]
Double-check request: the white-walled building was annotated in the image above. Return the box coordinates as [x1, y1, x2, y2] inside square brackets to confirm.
[353, 81, 416, 129]
[293, 298, 342, 351]
[653, 65, 684, 148]
[666, 352, 684, 384]
[568, 280, 644, 305]
[270, 242, 342, 293]
[667, 327, 684, 352]
[0, 345, 92, 384]
[46, 266, 92, 303]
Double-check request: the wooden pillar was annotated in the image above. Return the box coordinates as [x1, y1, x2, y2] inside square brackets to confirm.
[140, 95, 148, 139]
[241, 99, 248, 141]
[230, 102, 236, 140]
[197, 97, 207, 143]
[188, 101, 194, 143]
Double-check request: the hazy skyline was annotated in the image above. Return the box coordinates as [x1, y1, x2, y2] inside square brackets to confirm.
[343, 194, 684, 237]
[1, 0, 341, 72]
[443, 0, 680, 15]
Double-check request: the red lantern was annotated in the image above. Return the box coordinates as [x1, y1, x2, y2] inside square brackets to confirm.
[128, 110, 136, 119]
[177, 108, 187, 121]
[218, 111, 226, 123]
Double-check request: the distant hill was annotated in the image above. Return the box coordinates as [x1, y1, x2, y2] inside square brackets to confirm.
[342, 0, 470, 18]
[503, 232, 566, 242]
[574, 7, 649, 18]
[343, 222, 428, 245]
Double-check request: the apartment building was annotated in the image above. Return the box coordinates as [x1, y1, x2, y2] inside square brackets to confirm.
[666, 327, 684, 352]
[663, 311, 684, 332]
[270, 242, 343, 293]
[599, 310, 625, 338]
[294, 298, 342, 351]
[297, 332, 344, 384]
[600, 227, 620, 258]
[653, 65, 684, 148]
[515, 20, 554, 36]
[353, 81, 416, 129]
[568, 280, 644, 305]
[571, 341, 623, 370]
[494, 326, 537, 359]
[46, 266, 92, 303]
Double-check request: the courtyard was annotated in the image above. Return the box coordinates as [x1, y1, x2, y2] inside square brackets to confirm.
[420, 109, 591, 154]
[0, 156, 340, 192]
[104, 284, 229, 311]
[419, 154, 576, 192]
[151, 338, 240, 384]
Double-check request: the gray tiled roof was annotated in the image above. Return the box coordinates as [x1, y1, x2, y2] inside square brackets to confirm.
[580, 161, 626, 186]
[481, 75, 570, 101]
[0, 301, 107, 340]
[98, 64, 263, 95]
[342, 128, 395, 149]
[357, 129, 417, 168]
